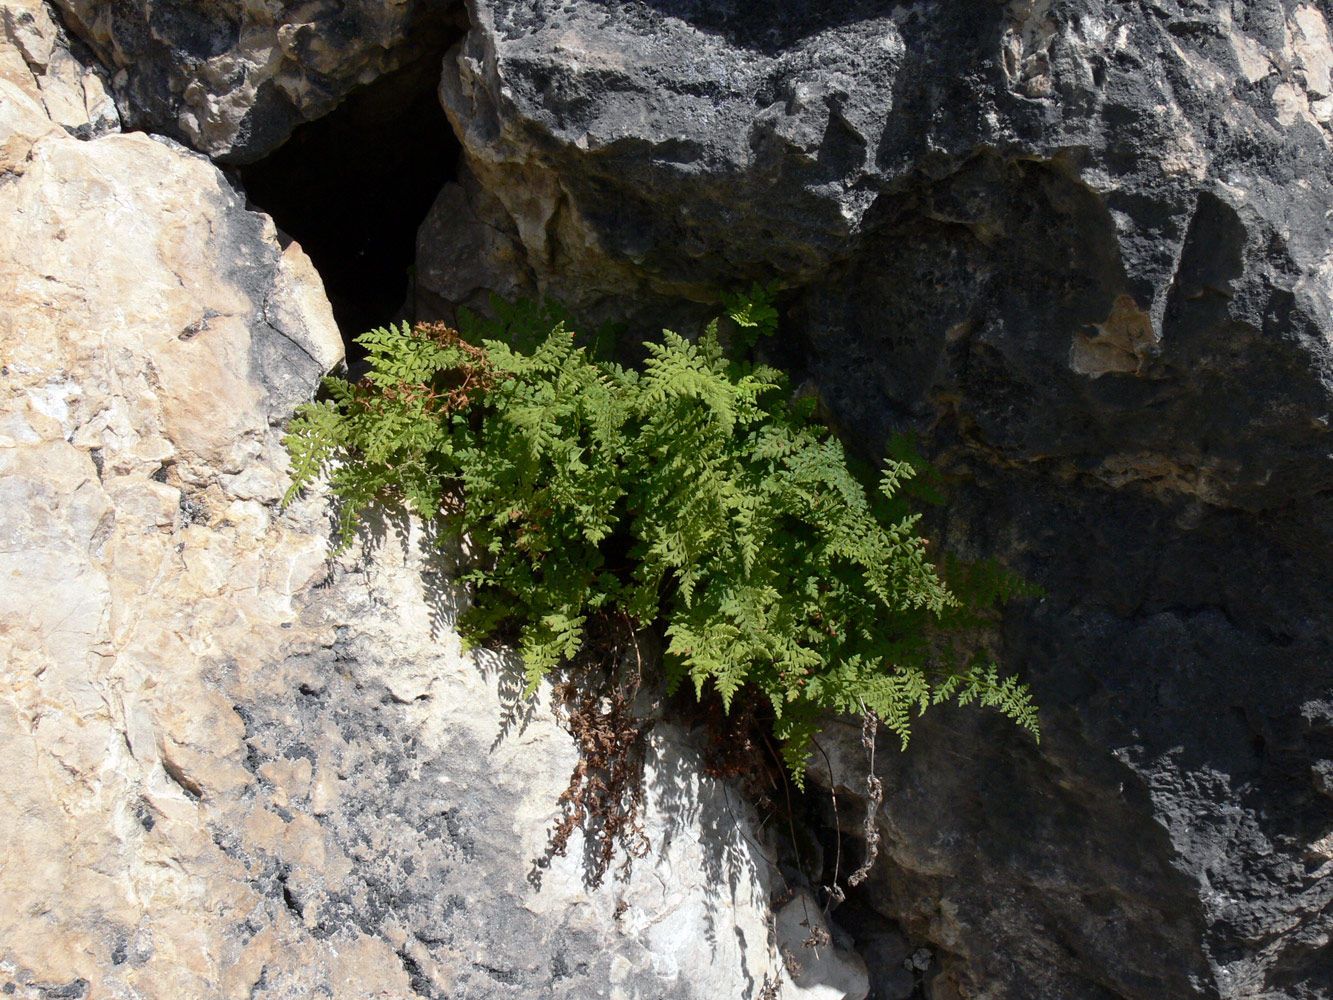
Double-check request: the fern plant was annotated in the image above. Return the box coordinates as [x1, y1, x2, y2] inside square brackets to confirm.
[285, 292, 1038, 782]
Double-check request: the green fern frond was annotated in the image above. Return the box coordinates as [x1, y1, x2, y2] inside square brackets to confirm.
[283, 297, 1040, 781]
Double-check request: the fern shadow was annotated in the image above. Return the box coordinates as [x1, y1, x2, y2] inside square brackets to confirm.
[338, 501, 542, 752]
[472, 644, 540, 750]
[646, 722, 793, 998]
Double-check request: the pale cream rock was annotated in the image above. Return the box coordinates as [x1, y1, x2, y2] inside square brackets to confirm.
[1229, 29, 1274, 85]
[774, 889, 871, 1000]
[1291, 5, 1333, 99]
[0, 22, 354, 997]
[1069, 293, 1158, 378]
[1273, 81, 1312, 128]
[0, 0, 116, 136]
[1, 20, 800, 1000]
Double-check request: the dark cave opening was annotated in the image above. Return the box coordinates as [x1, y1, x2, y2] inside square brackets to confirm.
[237, 49, 462, 364]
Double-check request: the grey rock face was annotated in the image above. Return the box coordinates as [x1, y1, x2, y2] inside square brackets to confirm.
[414, 165, 538, 324]
[421, 0, 1333, 997]
[48, 0, 462, 161]
[237, 532, 816, 1000]
[431, 0, 1333, 506]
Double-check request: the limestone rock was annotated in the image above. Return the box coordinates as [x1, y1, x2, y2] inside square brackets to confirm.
[10, 0, 1333, 997]
[1, 0, 117, 138]
[48, 0, 462, 162]
[420, 1, 1333, 997]
[413, 164, 538, 325]
[428, 0, 1333, 506]
[0, 29, 801, 1000]
[773, 890, 869, 1000]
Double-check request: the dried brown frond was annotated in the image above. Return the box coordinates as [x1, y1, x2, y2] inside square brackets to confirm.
[781, 945, 804, 978]
[358, 321, 506, 418]
[800, 917, 831, 951]
[679, 684, 784, 818]
[529, 612, 652, 889]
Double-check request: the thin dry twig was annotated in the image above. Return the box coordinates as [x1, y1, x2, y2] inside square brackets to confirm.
[811, 736, 845, 909]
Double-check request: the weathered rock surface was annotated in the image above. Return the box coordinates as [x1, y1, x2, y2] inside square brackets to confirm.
[48, 0, 462, 162]
[0, 20, 847, 1000]
[1, 0, 116, 138]
[419, 1, 1333, 997]
[11, 0, 1333, 996]
[429, 0, 1333, 506]
[774, 890, 871, 1000]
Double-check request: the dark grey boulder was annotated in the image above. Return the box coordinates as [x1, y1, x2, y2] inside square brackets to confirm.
[420, 1, 1333, 996]
[49, 0, 463, 162]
